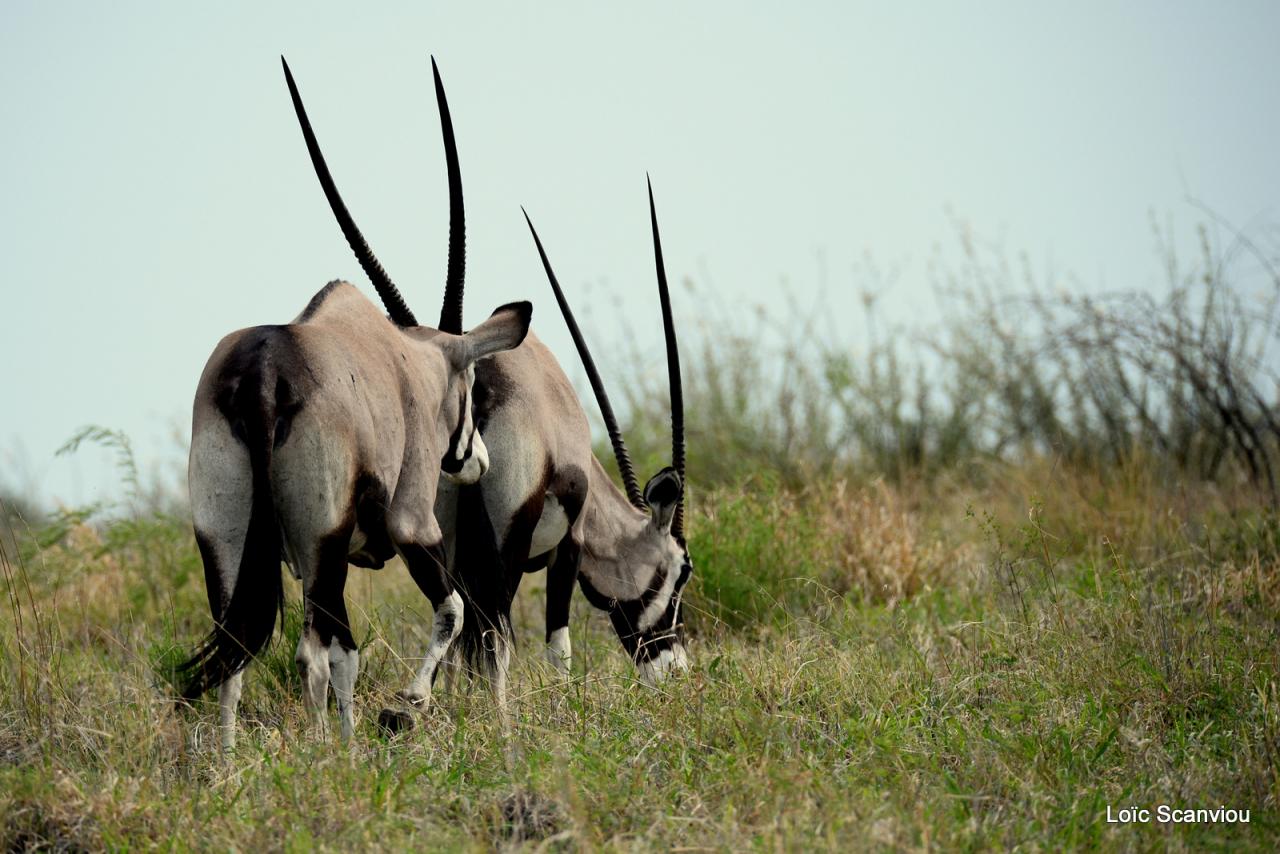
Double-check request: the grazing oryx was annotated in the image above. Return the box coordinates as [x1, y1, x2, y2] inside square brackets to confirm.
[284, 55, 693, 705]
[175, 58, 532, 750]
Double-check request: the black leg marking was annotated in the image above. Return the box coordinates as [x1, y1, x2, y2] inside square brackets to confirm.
[305, 529, 355, 651]
[545, 540, 581, 643]
[398, 541, 451, 606]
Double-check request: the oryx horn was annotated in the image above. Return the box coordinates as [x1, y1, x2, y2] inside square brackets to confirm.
[432, 57, 466, 334]
[282, 56, 418, 327]
[522, 208, 645, 509]
[648, 176, 686, 538]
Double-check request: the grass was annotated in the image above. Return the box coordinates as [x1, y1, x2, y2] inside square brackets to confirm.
[1, 457, 1276, 851]
[1, 211, 1276, 849]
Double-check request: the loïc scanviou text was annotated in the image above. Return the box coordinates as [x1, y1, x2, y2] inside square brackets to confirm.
[1106, 805, 1250, 824]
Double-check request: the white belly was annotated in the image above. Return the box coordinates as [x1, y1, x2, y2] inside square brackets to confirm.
[529, 494, 569, 558]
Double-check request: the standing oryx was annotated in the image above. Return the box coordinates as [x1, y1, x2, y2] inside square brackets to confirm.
[175, 58, 532, 750]
[284, 56, 693, 707]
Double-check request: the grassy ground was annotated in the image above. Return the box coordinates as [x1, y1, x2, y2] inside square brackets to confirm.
[1, 457, 1276, 851]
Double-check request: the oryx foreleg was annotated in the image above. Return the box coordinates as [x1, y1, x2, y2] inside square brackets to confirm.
[544, 541, 581, 677]
[396, 540, 462, 709]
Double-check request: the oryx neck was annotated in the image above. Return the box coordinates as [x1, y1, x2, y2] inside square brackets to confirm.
[575, 456, 656, 600]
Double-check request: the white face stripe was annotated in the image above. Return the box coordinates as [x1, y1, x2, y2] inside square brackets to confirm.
[636, 556, 681, 632]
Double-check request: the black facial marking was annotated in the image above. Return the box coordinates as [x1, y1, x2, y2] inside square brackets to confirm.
[582, 545, 692, 665]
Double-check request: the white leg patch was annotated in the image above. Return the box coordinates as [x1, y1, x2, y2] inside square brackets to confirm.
[437, 644, 463, 694]
[295, 631, 330, 736]
[218, 671, 243, 752]
[405, 591, 464, 703]
[328, 639, 359, 741]
[545, 627, 572, 676]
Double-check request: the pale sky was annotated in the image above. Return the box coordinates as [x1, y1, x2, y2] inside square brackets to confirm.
[2, 2, 1278, 509]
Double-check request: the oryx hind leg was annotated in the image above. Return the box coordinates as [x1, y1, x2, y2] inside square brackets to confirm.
[217, 672, 243, 750]
[492, 629, 512, 726]
[292, 528, 356, 739]
[270, 419, 359, 740]
[190, 416, 253, 751]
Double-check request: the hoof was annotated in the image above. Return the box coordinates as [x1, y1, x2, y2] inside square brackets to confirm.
[377, 708, 415, 735]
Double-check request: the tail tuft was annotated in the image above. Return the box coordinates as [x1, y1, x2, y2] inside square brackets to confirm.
[177, 564, 283, 700]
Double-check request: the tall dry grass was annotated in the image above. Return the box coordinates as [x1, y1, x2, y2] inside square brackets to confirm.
[615, 211, 1280, 498]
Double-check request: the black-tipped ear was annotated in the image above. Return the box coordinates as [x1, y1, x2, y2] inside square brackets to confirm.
[489, 300, 533, 340]
[643, 466, 683, 531]
[458, 300, 532, 364]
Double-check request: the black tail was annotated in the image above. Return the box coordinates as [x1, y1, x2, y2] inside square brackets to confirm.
[451, 483, 514, 678]
[179, 348, 291, 701]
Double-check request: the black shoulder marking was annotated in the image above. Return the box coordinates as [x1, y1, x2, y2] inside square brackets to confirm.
[297, 280, 346, 322]
[550, 463, 588, 524]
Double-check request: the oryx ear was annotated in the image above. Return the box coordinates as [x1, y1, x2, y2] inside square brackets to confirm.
[643, 466, 683, 532]
[453, 301, 532, 366]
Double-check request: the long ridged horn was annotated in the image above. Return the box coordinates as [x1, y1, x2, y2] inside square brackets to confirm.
[648, 176, 686, 538]
[432, 57, 466, 334]
[281, 56, 419, 327]
[522, 208, 645, 508]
